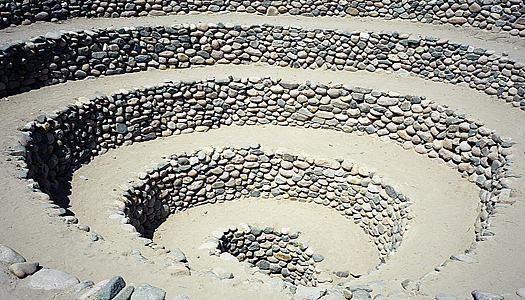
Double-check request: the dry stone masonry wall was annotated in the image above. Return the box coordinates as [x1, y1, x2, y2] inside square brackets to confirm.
[211, 223, 328, 286]
[2, 23, 525, 109]
[1, 2, 521, 299]
[1, 0, 525, 36]
[118, 145, 410, 260]
[12, 76, 513, 246]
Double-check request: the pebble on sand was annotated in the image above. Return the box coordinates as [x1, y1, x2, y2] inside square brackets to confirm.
[435, 293, 461, 300]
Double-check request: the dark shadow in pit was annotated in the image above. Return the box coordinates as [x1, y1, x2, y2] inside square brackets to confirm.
[50, 173, 75, 216]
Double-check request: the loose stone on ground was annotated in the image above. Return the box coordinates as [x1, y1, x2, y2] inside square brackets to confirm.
[29, 269, 80, 290]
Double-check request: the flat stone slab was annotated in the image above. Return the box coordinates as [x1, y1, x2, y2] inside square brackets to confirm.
[29, 268, 80, 290]
[517, 287, 525, 298]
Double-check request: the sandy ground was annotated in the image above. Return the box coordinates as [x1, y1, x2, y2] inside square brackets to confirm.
[0, 13, 524, 300]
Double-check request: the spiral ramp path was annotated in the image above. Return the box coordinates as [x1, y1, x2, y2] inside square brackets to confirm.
[0, 5, 525, 300]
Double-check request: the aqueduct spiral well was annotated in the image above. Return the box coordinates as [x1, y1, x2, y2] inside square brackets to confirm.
[1, 3, 525, 300]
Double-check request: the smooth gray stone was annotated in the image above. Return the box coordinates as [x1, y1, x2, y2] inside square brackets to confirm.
[9, 261, 39, 278]
[450, 254, 479, 264]
[130, 283, 166, 300]
[295, 285, 327, 300]
[168, 248, 187, 263]
[212, 267, 234, 280]
[394, 69, 410, 77]
[471, 290, 505, 300]
[435, 293, 461, 300]
[312, 253, 324, 262]
[517, 287, 525, 297]
[0, 244, 25, 263]
[90, 233, 99, 241]
[11, 143, 26, 157]
[346, 285, 373, 292]
[255, 260, 270, 270]
[98, 276, 126, 300]
[401, 279, 420, 291]
[333, 270, 349, 278]
[29, 269, 80, 290]
[352, 289, 372, 300]
[113, 286, 135, 300]
[73, 280, 95, 294]
[387, 290, 406, 297]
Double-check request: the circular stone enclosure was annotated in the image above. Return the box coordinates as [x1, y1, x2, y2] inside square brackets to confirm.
[0, 1, 523, 298]
[14, 75, 512, 246]
[118, 145, 411, 261]
[7, 74, 514, 296]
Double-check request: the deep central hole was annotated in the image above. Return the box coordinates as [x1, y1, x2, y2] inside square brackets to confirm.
[212, 223, 325, 286]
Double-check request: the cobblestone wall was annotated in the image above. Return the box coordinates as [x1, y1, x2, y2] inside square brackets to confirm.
[1, 24, 525, 110]
[119, 146, 410, 261]
[1, 0, 524, 36]
[12, 76, 513, 246]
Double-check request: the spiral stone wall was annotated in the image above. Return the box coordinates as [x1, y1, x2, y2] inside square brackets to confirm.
[118, 145, 410, 260]
[211, 223, 328, 286]
[0, 0, 521, 296]
[1, 0, 525, 36]
[1, 24, 525, 109]
[13, 76, 512, 248]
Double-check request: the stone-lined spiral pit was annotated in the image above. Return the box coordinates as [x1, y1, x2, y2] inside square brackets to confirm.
[1, 23, 525, 110]
[118, 145, 411, 260]
[0, 10, 522, 298]
[13, 76, 513, 245]
[6, 71, 516, 299]
[210, 223, 327, 287]
[1, 1, 525, 36]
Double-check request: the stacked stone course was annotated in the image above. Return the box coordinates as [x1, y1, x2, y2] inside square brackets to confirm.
[1, 24, 525, 110]
[12, 76, 512, 246]
[1, 0, 525, 36]
[119, 145, 410, 260]
[211, 224, 328, 286]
